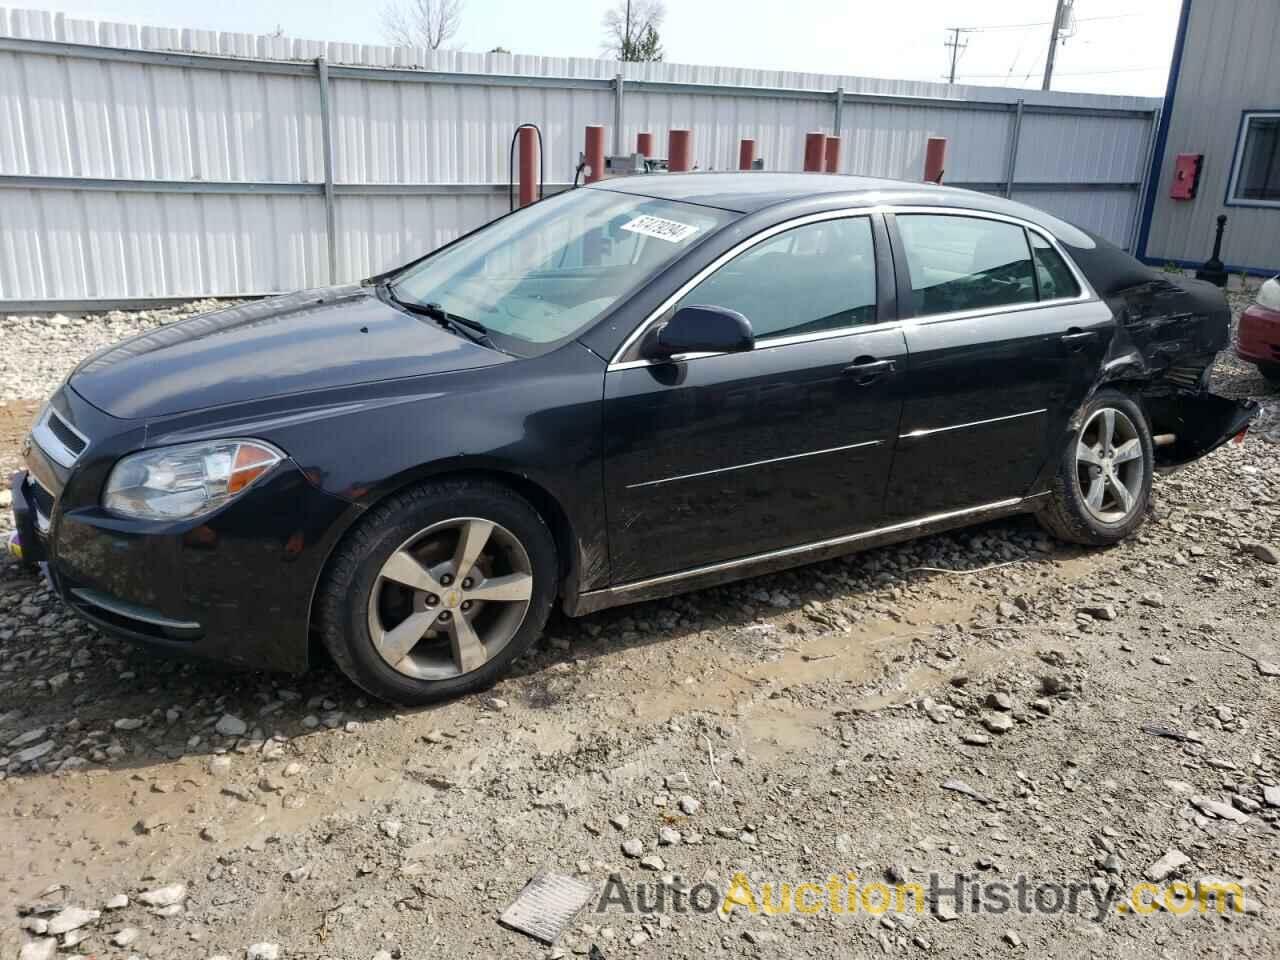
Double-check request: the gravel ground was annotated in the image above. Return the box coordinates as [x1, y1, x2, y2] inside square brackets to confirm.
[1, 295, 1278, 960]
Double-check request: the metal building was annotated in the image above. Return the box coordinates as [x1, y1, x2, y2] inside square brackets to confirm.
[1138, 0, 1280, 275]
[0, 7, 1161, 311]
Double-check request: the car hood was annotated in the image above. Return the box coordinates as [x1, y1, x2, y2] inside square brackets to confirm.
[69, 285, 506, 420]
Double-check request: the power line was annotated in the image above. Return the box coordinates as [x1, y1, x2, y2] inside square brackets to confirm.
[956, 65, 1162, 80]
[945, 12, 1141, 33]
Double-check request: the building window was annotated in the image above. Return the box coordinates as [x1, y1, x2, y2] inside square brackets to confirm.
[1228, 111, 1280, 207]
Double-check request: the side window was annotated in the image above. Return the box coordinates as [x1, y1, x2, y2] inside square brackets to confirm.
[675, 217, 877, 339]
[897, 215, 1036, 317]
[1029, 231, 1081, 300]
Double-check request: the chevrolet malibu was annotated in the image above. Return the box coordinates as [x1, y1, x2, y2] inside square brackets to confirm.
[9, 173, 1256, 704]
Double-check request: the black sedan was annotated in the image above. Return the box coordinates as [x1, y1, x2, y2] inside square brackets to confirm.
[9, 173, 1256, 704]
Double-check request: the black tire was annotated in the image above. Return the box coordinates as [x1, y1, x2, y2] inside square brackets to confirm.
[1037, 388, 1154, 546]
[1259, 362, 1280, 385]
[317, 479, 558, 705]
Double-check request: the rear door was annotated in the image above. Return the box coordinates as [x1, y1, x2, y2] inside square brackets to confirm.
[883, 211, 1111, 519]
[601, 213, 906, 584]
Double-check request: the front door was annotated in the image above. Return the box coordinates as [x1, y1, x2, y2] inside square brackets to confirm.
[883, 212, 1112, 518]
[602, 213, 906, 584]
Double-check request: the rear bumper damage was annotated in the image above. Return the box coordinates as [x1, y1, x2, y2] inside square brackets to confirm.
[1093, 275, 1259, 468]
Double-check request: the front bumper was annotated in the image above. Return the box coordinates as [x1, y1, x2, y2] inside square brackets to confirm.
[11, 434, 353, 673]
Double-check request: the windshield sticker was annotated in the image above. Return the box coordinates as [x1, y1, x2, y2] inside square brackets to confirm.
[620, 215, 700, 244]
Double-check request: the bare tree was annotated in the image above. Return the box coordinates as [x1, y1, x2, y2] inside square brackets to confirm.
[381, 0, 464, 49]
[602, 0, 665, 62]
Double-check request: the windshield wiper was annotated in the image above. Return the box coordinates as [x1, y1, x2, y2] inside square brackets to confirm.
[382, 282, 497, 350]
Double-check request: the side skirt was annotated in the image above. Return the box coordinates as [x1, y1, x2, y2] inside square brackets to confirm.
[567, 494, 1047, 617]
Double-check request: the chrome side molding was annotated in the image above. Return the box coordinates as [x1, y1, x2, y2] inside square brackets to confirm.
[569, 494, 1044, 616]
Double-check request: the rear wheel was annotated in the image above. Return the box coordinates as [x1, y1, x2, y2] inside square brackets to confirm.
[1258, 361, 1280, 385]
[319, 480, 557, 705]
[1038, 389, 1153, 546]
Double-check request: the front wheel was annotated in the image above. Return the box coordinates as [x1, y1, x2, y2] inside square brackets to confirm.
[318, 480, 558, 705]
[1037, 389, 1154, 546]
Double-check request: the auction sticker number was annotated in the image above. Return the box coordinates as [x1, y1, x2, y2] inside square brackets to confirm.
[620, 215, 700, 243]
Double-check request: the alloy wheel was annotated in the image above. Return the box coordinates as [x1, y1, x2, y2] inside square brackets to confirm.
[366, 517, 534, 680]
[1075, 407, 1145, 523]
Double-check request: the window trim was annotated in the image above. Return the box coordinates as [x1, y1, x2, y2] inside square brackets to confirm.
[608, 205, 1095, 371]
[888, 209, 1093, 326]
[609, 210, 882, 369]
[1225, 109, 1280, 210]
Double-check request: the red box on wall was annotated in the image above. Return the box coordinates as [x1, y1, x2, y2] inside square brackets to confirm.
[1171, 153, 1203, 200]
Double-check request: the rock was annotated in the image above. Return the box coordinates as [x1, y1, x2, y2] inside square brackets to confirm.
[996, 601, 1017, 619]
[138, 883, 187, 907]
[1030, 698, 1053, 715]
[1241, 541, 1280, 564]
[1079, 604, 1118, 621]
[46, 906, 100, 935]
[639, 854, 664, 871]
[921, 697, 950, 723]
[379, 820, 402, 840]
[677, 796, 701, 815]
[114, 717, 145, 731]
[658, 826, 681, 846]
[246, 944, 280, 960]
[12, 740, 55, 764]
[609, 813, 631, 831]
[18, 939, 57, 960]
[1146, 849, 1190, 882]
[1190, 796, 1249, 824]
[941, 778, 990, 804]
[7, 726, 47, 748]
[986, 692, 1013, 711]
[962, 733, 992, 746]
[1139, 592, 1165, 608]
[201, 824, 226, 843]
[208, 756, 232, 776]
[621, 838, 644, 858]
[104, 894, 129, 910]
[982, 713, 1015, 734]
[285, 864, 310, 882]
[1263, 785, 1280, 808]
[1004, 930, 1021, 946]
[1257, 660, 1280, 678]
[215, 715, 248, 737]
[934, 900, 959, 921]
[485, 697, 509, 711]
[112, 927, 141, 947]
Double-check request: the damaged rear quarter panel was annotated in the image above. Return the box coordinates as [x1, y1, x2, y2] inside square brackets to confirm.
[1077, 255, 1258, 466]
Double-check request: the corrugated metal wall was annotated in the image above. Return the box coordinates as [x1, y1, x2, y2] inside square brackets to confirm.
[1143, 0, 1280, 273]
[0, 6, 1161, 308]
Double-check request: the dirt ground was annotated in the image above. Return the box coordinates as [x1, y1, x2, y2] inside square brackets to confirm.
[1, 299, 1278, 960]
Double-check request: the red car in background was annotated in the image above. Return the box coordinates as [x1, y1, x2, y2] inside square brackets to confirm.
[1238, 277, 1280, 384]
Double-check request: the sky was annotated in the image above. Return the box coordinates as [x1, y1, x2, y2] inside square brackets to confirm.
[14, 0, 1182, 98]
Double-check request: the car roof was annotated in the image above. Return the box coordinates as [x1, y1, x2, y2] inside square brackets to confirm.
[588, 171, 1097, 249]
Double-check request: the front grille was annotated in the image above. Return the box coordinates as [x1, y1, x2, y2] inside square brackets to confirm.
[31, 405, 90, 468]
[47, 410, 86, 456]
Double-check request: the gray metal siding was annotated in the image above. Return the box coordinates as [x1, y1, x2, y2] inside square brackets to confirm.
[0, 6, 1160, 307]
[1145, 0, 1280, 271]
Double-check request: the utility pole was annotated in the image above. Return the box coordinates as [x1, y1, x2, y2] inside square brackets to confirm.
[944, 27, 968, 84]
[1042, 0, 1068, 90]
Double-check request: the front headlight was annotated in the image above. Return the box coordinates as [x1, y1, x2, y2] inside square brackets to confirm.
[103, 439, 285, 520]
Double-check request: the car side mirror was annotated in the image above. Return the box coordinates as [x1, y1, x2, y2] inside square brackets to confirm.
[644, 305, 754, 360]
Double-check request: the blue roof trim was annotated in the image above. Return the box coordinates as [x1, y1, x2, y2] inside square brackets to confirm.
[1135, 0, 1194, 260]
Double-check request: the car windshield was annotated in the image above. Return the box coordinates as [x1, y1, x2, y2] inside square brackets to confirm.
[386, 188, 735, 351]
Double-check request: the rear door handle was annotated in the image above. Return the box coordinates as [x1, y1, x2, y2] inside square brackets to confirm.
[843, 357, 896, 384]
[1060, 329, 1096, 352]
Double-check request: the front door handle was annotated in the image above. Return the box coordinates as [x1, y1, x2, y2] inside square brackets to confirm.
[843, 356, 896, 384]
[1060, 329, 1096, 352]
